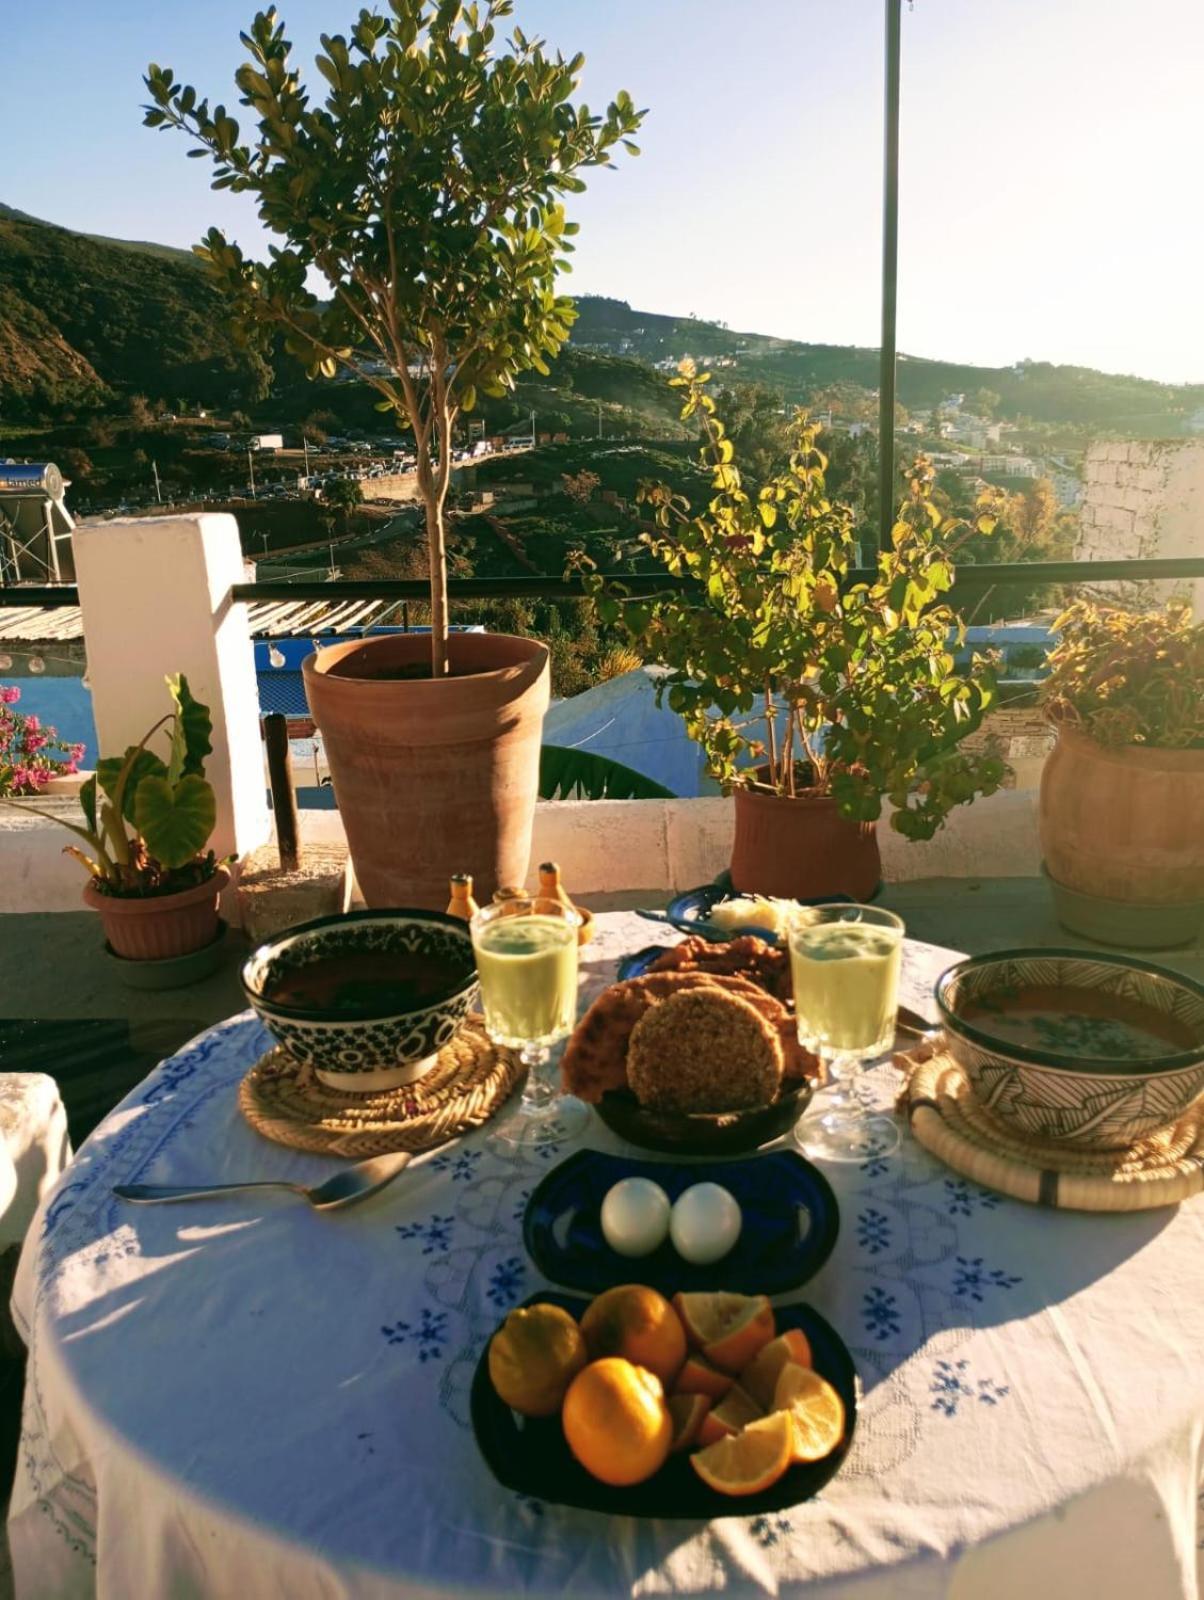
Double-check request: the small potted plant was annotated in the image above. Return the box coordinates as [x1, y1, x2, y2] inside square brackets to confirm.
[0, 686, 86, 796]
[585, 367, 1008, 900]
[1006, 642, 1047, 681]
[1039, 599, 1204, 946]
[5, 676, 230, 966]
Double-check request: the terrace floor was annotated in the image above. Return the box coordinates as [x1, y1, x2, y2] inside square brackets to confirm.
[2, 876, 1200, 1149]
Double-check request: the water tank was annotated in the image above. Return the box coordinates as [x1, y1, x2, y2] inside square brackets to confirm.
[0, 463, 65, 499]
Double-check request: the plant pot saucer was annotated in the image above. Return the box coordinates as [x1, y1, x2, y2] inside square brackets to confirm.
[103, 922, 230, 990]
[1041, 865, 1203, 951]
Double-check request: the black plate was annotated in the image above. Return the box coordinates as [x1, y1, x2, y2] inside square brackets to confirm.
[523, 1148, 839, 1297]
[470, 1291, 858, 1518]
[592, 1080, 813, 1155]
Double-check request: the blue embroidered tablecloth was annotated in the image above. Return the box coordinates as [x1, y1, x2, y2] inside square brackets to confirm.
[10, 913, 1204, 1599]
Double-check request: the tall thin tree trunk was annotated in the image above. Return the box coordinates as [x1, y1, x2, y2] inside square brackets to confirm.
[426, 495, 449, 677]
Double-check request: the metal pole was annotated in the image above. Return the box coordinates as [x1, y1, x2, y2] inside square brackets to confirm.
[247, 448, 257, 500]
[878, 0, 902, 551]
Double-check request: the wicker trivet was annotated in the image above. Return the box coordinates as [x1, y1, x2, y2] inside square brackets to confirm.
[239, 1016, 523, 1158]
[902, 1046, 1204, 1211]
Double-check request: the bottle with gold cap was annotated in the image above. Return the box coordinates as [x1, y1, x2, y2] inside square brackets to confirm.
[538, 860, 593, 944]
[446, 873, 479, 921]
[537, 861, 573, 909]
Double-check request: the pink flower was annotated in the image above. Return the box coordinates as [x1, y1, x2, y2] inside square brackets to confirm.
[10, 767, 29, 790]
[22, 715, 39, 733]
[63, 761, 78, 775]
[0, 686, 19, 706]
[70, 744, 86, 762]
[23, 731, 47, 754]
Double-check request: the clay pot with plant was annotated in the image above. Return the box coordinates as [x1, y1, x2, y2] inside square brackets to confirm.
[584, 366, 1009, 900]
[4, 676, 229, 960]
[1039, 599, 1204, 944]
[145, 1, 645, 908]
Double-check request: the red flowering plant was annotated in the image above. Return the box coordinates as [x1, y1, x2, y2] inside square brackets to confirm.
[0, 685, 85, 797]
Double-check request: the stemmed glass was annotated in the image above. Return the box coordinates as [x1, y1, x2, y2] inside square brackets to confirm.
[789, 904, 905, 1164]
[470, 895, 589, 1149]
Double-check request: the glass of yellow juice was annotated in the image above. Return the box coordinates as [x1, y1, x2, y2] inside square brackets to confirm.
[789, 904, 905, 1164]
[471, 896, 588, 1148]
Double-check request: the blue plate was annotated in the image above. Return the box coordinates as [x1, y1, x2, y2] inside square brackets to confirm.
[617, 944, 676, 981]
[523, 1148, 839, 1298]
[663, 880, 882, 944]
[471, 1290, 857, 1518]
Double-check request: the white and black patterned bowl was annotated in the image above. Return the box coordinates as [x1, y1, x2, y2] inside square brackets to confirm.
[935, 949, 1204, 1151]
[241, 910, 479, 1092]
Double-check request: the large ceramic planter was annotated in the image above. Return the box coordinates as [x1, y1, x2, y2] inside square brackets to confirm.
[730, 784, 881, 901]
[1039, 725, 1204, 910]
[84, 868, 228, 961]
[303, 633, 550, 910]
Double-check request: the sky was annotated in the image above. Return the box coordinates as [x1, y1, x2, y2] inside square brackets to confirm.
[4, 0, 1202, 383]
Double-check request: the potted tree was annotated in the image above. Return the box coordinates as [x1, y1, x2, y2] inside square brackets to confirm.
[1039, 599, 1204, 946]
[586, 367, 1008, 899]
[144, 2, 644, 908]
[4, 677, 229, 969]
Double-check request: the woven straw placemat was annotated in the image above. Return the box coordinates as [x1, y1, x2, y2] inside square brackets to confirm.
[239, 1016, 523, 1158]
[902, 1045, 1204, 1211]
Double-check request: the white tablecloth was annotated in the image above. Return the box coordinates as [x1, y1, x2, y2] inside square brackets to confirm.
[10, 914, 1204, 1600]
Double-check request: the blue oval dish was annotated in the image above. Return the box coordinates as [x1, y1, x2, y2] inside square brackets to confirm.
[523, 1148, 839, 1298]
[471, 1290, 858, 1518]
[663, 880, 882, 944]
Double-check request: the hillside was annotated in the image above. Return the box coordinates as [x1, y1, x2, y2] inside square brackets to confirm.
[570, 296, 1204, 437]
[0, 206, 269, 416]
[3, 205, 1202, 440]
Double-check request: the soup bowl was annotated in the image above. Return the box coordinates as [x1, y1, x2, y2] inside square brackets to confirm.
[935, 949, 1204, 1151]
[242, 910, 480, 1091]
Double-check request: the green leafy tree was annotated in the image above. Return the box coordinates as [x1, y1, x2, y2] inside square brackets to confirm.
[324, 476, 364, 509]
[584, 367, 1009, 841]
[144, 1, 644, 676]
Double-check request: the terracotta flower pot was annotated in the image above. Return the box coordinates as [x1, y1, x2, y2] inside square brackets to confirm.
[84, 868, 228, 961]
[730, 784, 881, 901]
[303, 632, 550, 911]
[1039, 725, 1204, 905]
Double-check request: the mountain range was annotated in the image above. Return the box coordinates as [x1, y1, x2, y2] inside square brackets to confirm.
[3, 204, 1202, 438]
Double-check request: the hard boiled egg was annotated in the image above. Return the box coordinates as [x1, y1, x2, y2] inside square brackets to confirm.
[669, 1183, 743, 1265]
[600, 1177, 672, 1258]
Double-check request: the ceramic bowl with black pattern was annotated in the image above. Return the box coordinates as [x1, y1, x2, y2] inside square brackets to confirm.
[935, 949, 1204, 1151]
[241, 910, 480, 1091]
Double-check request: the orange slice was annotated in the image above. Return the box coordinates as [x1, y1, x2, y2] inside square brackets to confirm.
[772, 1363, 846, 1463]
[739, 1329, 814, 1410]
[667, 1392, 711, 1453]
[672, 1354, 735, 1402]
[691, 1412, 795, 1497]
[672, 1291, 776, 1374]
[696, 1383, 762, 1447]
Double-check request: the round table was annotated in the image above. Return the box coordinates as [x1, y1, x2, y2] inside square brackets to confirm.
[11, 914, 1204, 1599]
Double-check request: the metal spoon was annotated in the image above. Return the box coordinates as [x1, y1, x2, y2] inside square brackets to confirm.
[112, 1150, 413, 1212]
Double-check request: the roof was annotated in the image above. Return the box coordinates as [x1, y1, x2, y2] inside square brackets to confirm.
[0, 596, 412, 645]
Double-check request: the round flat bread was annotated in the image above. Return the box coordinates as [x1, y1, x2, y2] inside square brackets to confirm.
[561, 971, 768, 1103]
[626, 987, 784, 1113]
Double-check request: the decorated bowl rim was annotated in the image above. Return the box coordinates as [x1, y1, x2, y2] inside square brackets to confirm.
[241, 907, 478, 1023]
[934, 947, 1204, 1077]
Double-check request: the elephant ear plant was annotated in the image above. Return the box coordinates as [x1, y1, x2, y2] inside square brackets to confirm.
[584, 366, 1010, 841]
[143, 1, 644, 677]
[7, 676, 223, 896]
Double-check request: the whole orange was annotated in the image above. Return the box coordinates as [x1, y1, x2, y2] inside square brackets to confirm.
[562, 1358, 673, 1486]
[488, 1303, 588, 1417]
[579, 1284, 687, 1384]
